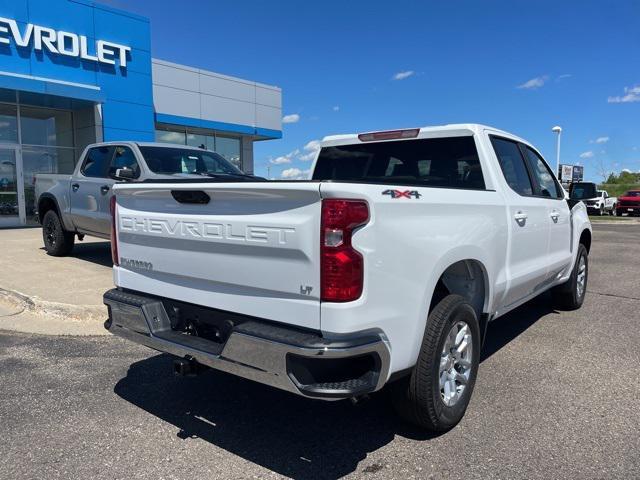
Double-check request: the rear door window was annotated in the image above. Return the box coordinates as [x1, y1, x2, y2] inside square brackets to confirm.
[81, 146, 114, 178]
[312, 136, 485, 190]
[490, 137, 533, 196]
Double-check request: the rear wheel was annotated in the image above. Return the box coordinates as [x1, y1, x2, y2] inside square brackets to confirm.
[552, 244, 588, 310]
[391, 294, 480, 431]
[42, 210, 75, 256]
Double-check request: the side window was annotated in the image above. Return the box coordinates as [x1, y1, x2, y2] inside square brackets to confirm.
[81, 146, 114, 178]
[522, 147, 561, 199]
[109, 146, 140, 178]
[490, 137, 533, 196]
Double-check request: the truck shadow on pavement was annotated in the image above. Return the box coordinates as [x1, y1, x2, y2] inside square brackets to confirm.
[113, 293, 558, 479]
[40, 241, 113, 268]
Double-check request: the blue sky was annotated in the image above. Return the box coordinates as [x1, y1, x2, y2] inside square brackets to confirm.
[103, 0, 640, 181]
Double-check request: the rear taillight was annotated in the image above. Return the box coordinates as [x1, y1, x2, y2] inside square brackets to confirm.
[321, 199, 369, 302]
[110, 195, 119, 266]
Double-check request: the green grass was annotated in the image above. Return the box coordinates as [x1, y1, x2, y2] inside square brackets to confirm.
[588, 215, 638, 222]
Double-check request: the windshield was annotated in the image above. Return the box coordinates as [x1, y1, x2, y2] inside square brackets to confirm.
[139, 147, 243, 176]
[570, 183, 597, 200]
[597, 190, 604, 196]
[625, 191, 640, 197]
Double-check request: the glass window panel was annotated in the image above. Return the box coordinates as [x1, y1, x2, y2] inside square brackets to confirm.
[215, 135, 241, 169]
[0, 149, 19, 219]
[155, 128, 186, 145]
[20, 106, 74, 147]
[19, 91, 73, 110]
[186, 132, 207, 148]
[0, 88, 16, 104]
[313, 136, 485, 190]
[0, 104, 18, 143]
[205, 135, 215, 151]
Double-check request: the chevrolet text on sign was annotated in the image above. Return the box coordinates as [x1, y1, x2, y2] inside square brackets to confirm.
[0, 17, 131, 67]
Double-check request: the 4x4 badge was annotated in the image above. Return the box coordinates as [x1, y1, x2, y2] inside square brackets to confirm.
[382, 189, 422, 199]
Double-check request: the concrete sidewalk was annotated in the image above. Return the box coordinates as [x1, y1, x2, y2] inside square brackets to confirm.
[0, 228, 112, 335]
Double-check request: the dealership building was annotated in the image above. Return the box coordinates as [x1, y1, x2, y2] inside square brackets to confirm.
[0, 0, 282, 226]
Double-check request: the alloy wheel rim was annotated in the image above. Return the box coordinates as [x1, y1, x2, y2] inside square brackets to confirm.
[45, 219, 57, 247]
[576, 255, 586, 299]
[439, 320, 473, 407]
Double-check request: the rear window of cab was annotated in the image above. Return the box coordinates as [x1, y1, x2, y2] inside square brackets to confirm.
[311, 136, 485, 190]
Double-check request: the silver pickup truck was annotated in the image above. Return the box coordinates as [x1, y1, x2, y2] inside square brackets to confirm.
[35, 141, 260, 256]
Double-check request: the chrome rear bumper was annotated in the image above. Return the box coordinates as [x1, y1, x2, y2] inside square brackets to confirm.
[104, 289, 390, 400]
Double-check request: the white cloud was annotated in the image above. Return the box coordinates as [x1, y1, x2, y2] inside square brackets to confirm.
[299, 139, 321, 162]
[393, 70, 414, 81]
[517, 75, 549, 90]
[557, 74, 572, 80]
[270, 149, 299, 165]
[622, 168, 632, 173]
[282, 113, 300, 124]
[281, 168, 311, 180]
[608, 85, 640, 103]
[332, 105, 340, 112]
[270, 138, 322, 169]
[579, 151, 594, 159]
[590, 136, 609, 144]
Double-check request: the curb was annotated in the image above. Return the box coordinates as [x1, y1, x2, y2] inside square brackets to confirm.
[0, 287, 106, 324]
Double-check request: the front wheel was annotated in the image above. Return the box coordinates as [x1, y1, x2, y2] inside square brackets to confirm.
[552, 244, 588, 310]
[42, 210, 75, 256]
[391, 294, 480, 431]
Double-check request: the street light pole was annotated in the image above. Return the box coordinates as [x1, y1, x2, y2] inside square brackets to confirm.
[552, 126, 562, 180]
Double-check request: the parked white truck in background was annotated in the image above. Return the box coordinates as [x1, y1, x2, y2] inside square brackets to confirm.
[104, 124, 592, 431]
[569, 182, 617, 216]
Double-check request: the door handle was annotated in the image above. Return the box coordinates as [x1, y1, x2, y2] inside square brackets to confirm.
[550, 210, 560, 223]
[72, 183, 80, 192]
[100, 185, 110, 195]
[514, 211, 528, 222]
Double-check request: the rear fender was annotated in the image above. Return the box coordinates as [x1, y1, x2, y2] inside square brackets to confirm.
[408, 245, 494, 369]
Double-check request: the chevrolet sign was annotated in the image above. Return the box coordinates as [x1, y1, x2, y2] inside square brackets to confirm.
[0, 16, 131, 68]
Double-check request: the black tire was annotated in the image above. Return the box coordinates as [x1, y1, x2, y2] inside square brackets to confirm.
[552, 244, 588, 310]
[610, 205, 617, 216]
[391, 294, 480, 431]
[42, 210, 75, 256]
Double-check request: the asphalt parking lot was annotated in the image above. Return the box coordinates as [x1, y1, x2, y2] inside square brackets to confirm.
[0, 223, 639, 480]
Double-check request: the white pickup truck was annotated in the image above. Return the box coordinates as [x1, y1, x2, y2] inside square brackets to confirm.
[569, 183, 617, 216]
[104, 124, 592, 431]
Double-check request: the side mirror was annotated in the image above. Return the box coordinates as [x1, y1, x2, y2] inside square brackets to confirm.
[113, 167, 135, 181]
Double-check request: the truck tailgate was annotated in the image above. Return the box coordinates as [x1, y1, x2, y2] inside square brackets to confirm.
[112, 182, 322, 330]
